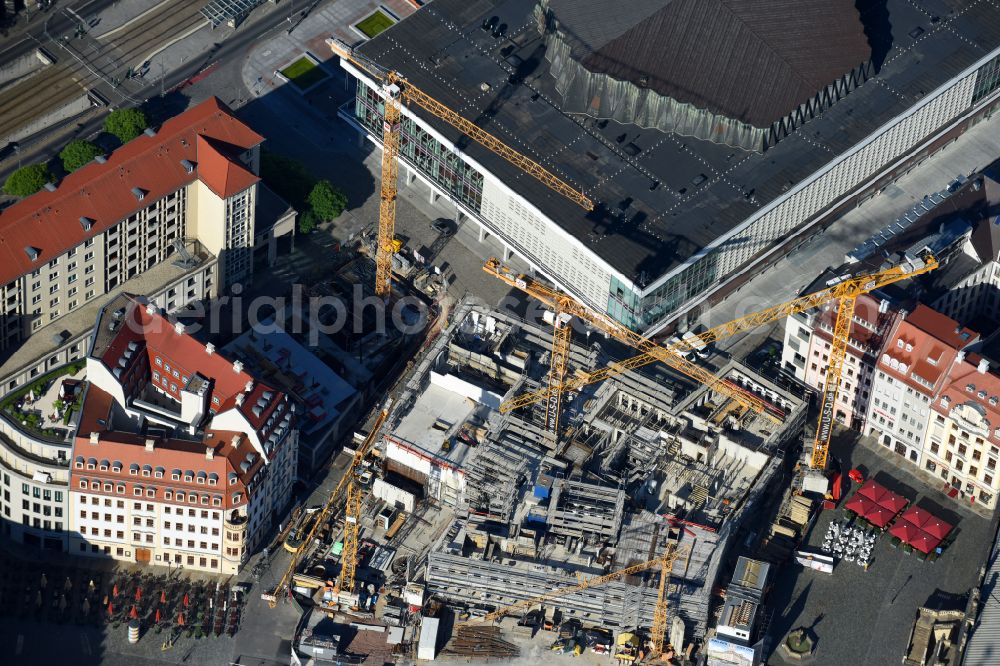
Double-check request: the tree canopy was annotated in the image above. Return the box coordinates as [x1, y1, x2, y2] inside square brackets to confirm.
[307, 180, 348, 222]
[59, 139, 103, 172]
[3, 163, 53, 197]
[104, 107, 148, 143]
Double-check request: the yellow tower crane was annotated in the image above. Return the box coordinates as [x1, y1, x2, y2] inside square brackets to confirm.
[805, 254, 935, 470]
[328, 38, 593, 297]
[495, 255, 939, 435]
[466, 545, 684, 625]
[483, 259, 784, 424]
[266, 403, 391, 608]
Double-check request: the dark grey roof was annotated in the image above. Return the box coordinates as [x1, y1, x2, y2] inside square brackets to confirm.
[356, 0, 1000, 287]
[549, 0, 872, 128]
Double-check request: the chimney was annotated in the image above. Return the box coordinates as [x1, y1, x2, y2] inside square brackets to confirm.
[206, 342, 215, 355]
[245, 380, 254, 393]
[958, 351, 967, 363]
[231, 435, 241, 449]
[235, 394, 245, 406]
[979, 358, 990, 374]
[174, 321, 185, 335]
[145, 438, 155, 452]
[879, 299, 889, 314]
[205, 447, 215, 460]
[233, 360, 244, 373]
[145, 303, 157, 315]
[89, 432, 100, 445]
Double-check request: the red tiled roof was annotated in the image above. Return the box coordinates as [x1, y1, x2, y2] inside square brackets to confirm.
[907, 304, 978, 349]
[879, 305, 975, 394]
[96, 296, 288, 442]
[0, 97, 263, 287]
[72, 387, 270, 509]
[931, 357, 1000, 442]
[195, 135, 260, 199]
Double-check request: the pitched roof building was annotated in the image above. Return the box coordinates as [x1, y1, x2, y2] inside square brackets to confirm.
[69, 294, 298, 572]
[0, 96, 292, 399]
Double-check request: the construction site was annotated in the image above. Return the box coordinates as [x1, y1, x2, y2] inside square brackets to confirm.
[259, 25, 945, 665]
[266, 276, 825, 664]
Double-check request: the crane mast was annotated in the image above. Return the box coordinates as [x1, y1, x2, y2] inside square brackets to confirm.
[266, 404, 390, 608]
[328, 38, 592, 297]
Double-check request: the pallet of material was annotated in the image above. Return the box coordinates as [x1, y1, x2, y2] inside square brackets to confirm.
[770, 523, 798, 538]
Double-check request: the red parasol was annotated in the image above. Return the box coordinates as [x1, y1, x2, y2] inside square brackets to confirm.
[177, 612, 185, 626]
[160, 590, 167, 604]
[135, 586, 142, 602]
[856, 479, 882, 502]
[921, 516, 953, 541]
[848, 469, 864, 484]
[863, 504, 896, 528]
[112, 584, 119, 598]
[182, 593, 190, 608]
[129, 606, 138, 619]
[898, 506, 935, 530]
[889, 519, 924, 544]
[155, 608, 161, 624]
[107, 602, 114, 617]
[844, 493, 874, 516]
[909, 531, 943, 555]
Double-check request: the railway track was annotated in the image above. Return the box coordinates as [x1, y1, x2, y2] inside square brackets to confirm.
[0, 0, 207, 143]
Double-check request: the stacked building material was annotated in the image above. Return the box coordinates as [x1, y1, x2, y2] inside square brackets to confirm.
[443, 625, 519, 658]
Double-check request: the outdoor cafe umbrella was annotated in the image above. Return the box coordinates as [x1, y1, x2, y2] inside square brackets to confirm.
[154, 608, 162, 624]
[160, 590, 167, 604]
[889, 519, 924, 544]
[909, 531, 943, 555]
[135, 586, 142, 602]
[920, 516, 953, 541]
[177, 612, 185, 626]
[58, 595, 67, 613]
[844, 493, 874, 516]
[899, 506, 935, 530]
[864, 504, 897, 528]
[129, 606, 138, 620]
[82, 598, 90, 614]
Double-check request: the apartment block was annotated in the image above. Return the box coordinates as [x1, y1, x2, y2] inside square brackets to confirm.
[924, 356, 1000, 508]
[782, 292, 899, 430]
[67, 295, 298, 572]
[864, 306, 978, 466]
[0, 97, 277, 391]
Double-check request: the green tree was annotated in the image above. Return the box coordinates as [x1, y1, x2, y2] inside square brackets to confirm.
[59, 139, 103, 172]
[3, 163, 53, 197]
[298, 209, 318, 234]
[104, 107, 148, 143]
[261, 151, 315, 210]
[307, 180, 347, 222]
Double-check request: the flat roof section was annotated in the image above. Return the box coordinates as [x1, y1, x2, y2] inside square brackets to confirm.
[356, 0, 1000, 287]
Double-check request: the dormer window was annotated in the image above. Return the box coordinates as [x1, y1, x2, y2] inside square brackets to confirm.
[79, 216, 94, 232]
[24, 246, 40, 261]
[897, 339, 904, 348]
[131, 187, 145, 201]
[968, 384, 976, 393]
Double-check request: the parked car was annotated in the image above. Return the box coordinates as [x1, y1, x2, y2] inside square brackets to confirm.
[431, 218, 455, 235]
